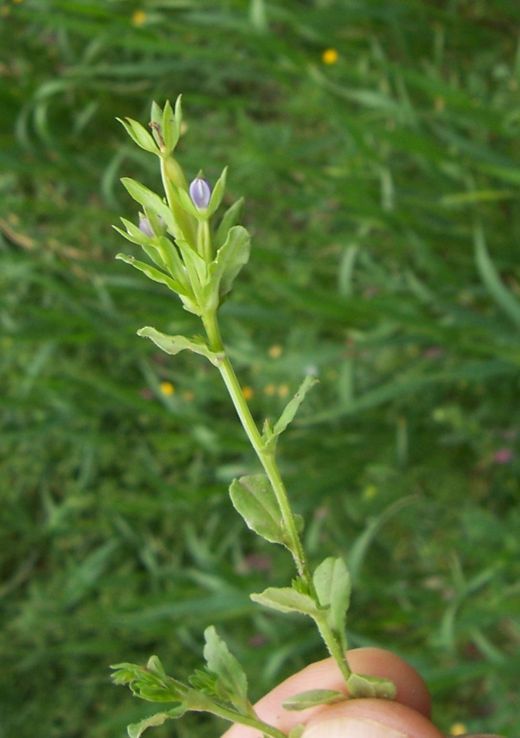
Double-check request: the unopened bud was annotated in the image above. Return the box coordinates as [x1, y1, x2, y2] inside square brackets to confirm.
[189, 177, 211, 209]
[138, 214, 154, 238]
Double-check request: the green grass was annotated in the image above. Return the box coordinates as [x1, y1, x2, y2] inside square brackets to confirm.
[1, 1, 519, 736]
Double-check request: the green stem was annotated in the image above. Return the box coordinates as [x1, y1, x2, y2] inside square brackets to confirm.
[314, 617, 351, 682]
[197, 219, 211, 261]
[203, 312, 309, 581]
[205, 702, 287, 738]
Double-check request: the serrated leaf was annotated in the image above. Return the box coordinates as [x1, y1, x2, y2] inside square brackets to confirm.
[282, 689, 345, 711]
[216, 197, 244, 248]
[346, 672, 396, 700]
[207, 166, 228, 217]
[120, 178, 175, 233]
[115, 254, 183, 294]
[271, 376, 318, 440]
[203, 626, 249, 710]
[117, 117, 159, 155]
[210, 225, 250, 300]
[127, 706, 185, 738]
[137, 327, 220, 365]
[313, 557, 351, 652]
[250, 586, 319, 617]
[229, 474, 286, 546]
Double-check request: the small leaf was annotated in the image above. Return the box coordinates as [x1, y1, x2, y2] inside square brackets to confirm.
[288, 726, 305, 738]
[117, 117, 159, 155]
[346, 673, 396, 700]
[127, 706, 185, 738]
[203, 626, 249, 711]
[313, 557, 351, 652]
[162, 99, 180, 153]
[137, 326, 220, 365]
[474, 223, 520, 328]
[115, 253, 183, 294]
[120, 178, 175, 233]
[272, 376, 318, 440]
[283, 689, 345, 711]
[250, 586, 319, 617]
[229, 474, 286, 546]
[210, 225, 251, 299]
[207, 166, 228, 217]
[177, 186, 202, 218]
[216, 197, 244, 248]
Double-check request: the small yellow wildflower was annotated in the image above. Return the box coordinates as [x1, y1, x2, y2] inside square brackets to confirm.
[131, 9, 147, 27]
[277, 384, 290, 399]
[242, 386, 254, 401]
[160, 381, 175, 396]
[264, 384, 276, 397]
[449, 724, 467, 736]
[362, 484, 378, 501]
[268, 344, 283, 359]
[322, 48, 339, 65]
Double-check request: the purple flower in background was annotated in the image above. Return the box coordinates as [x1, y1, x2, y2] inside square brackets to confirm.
[138, 214, 154, 237]
[492, 448, 514, 464]
[189, 177, 211, 209]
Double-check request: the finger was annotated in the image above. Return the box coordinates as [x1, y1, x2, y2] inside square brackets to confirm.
[301, 698, 444, 738]
[222, 647, 431, 738]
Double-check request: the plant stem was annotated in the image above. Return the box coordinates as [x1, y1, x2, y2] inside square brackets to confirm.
[202, 311, 309, 581]
[205, 702, 287, 738]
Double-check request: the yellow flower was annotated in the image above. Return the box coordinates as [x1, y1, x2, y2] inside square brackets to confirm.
[160, 381, 175, 396]
[277, 384, 289, 399]
[242, 386, 254, 400]
[131, 9, 147, 27]
[449, 724, 467, 736]
[322, 48, 339, 65]
[264, 384, 276, 397]
[268, 344, 283, 359]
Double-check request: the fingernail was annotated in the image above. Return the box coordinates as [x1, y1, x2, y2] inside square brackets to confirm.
[303, 716, 407, 738]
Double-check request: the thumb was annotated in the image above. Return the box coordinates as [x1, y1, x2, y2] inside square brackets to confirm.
[301, 699, 444, 738]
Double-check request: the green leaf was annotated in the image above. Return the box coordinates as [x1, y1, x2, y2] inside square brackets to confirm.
[117, 117, 159, 155]
[150, 100, 162, 128]
[110, 658, 185, 703]
[250, 586, 319, 617]
[137, 327, 221, 365]
[127, 706, 186, 738]
[346, 673, 396, 700]
[162, 99, 180, 154]
[120, 178, 176, 233]
[282, 689, 345, 711]
[207, 166, 228, 217]
[216, 197, 244, 248]
[229, 474, 286, 546]
[271, 376, 318, 441]
[288, 726, 305, 738]
[313, 557, 351, 652]
[210, 225, 251, 299]
[115, 254, 184, 294]
[203, 626, 249, 711]
[177, 186, 202, 218]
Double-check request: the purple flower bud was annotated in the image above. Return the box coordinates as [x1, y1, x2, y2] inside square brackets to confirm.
[138, 214, 154, 238]
[189, 177, 211, 209]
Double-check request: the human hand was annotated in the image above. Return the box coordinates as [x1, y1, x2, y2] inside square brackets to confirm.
[222, 647, 503, 738]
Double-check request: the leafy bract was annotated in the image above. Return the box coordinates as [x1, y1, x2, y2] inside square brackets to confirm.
[127, 706, 186, 738]
[117, 117, 159, 155]
[264, 376, 318, 449]
[137, 327, 221, 365]
[312, 557, 351, 652]
[229, 474, 286, 546]
[250, 586, 319, 617]
[283, 689, 345, 711]
[346, 672, 396, 700]
[209, 225, 251, 302]
[203, 626, 249, 711]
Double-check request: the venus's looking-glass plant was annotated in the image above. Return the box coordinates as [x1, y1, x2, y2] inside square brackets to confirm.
[111, 97, 395, 738]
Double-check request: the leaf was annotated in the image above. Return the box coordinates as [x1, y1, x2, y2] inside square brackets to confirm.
[117, 117, 158, 155]
[474, 224, 520, 328]
[271, 376, 318, 441]
[137, 327, 221, 365]
[210, 225, 251, 299]
[216, 197, 244, 248]
[250, 586, 319, 617]
[207, 166, 228, 217]
[282, 689, 345, 711]
[229, 474, 286, 546]
[127, 706, 186, 738]
[110, 658, 185, 703]
[288, 726, 305, 738]
[203, 626, 249, 711]
[120, 178, 175, 233]
[115, 254, 183, 294]
[161, 99, 180, 153]
[346, 673, 396, 700]
[312, 557, 351, 652]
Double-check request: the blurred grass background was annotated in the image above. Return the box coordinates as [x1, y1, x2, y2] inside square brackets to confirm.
[1, 0, 519, 736]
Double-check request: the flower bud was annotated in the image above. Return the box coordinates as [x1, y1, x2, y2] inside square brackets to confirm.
[138, 214, 154, 238]
[189, 177, 211, 209]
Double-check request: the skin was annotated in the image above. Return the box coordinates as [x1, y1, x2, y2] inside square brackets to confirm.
[222, 648, 503, 738]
